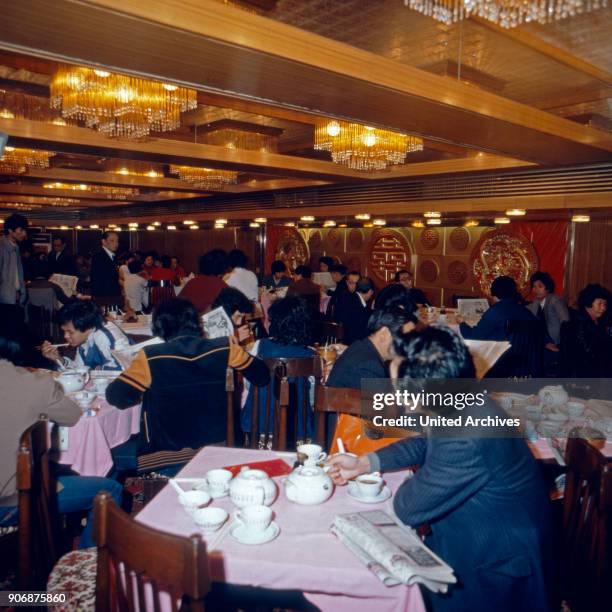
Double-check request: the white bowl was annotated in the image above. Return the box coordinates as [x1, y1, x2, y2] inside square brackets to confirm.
[548, 411, 568, 423]
[191, 507, 228, 531]
[565, 402, 586, 418]
[178, 490, 211, 512]
[72, 391, 96, 409]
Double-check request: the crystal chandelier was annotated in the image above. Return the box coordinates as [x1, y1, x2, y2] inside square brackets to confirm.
[314, 120, 423, 171]
[50, 65, 197, 139]
[0, 147, 55, 174]
[104, 159, 164, 178]
[202, 129, 279, 153]
[42, 182, 139, 199]
[169, 165, 238, 189]
[404, 0, 607, 28]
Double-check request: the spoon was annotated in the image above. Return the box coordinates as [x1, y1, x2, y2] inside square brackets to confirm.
[168, 479, 185, 496]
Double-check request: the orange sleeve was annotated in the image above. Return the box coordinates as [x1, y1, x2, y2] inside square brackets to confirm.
[116, 350, 152, 392]
[228, 340, 254, 371]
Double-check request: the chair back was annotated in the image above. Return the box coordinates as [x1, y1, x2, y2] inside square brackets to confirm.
[487, 318, 544, 378]
[225, 367, 235, 447]
[93, 492, 210, 612]
[27, 303, 60, 344]
[250, 356, 324, 450]
[562, 433, 612, 611]
[315, 320, 345, 345]
[313, 386, 363, 449]
[17, 416, 63, 589]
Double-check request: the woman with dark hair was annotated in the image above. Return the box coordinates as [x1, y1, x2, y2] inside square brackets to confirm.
[149, 254, 176, 307]
[459, 275, 536, 341]
[562, 283, 611, 377]
[179, 249, 227, 313]
[242, 295, 316, 447]
[327, 326, 553, 612]
[319, 256, 334, 272]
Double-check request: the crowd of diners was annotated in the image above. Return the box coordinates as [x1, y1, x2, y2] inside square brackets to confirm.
[1, 212, 611, 610]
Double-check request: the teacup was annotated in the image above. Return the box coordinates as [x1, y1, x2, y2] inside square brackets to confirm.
[234, 504, 272, 535]
[72, 390, 96, 409]
[206, 469, 233, 498]
[191, 507, 228, 532]
[565, 401, 585, 418]
[92, 378, 110, 394]
[178, 489, 211, 512]
[297, 443, 327, 467]
[355, 473, 384, 498]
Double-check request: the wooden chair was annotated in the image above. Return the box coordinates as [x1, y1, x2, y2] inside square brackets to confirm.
[562, 433, 612, 612]
[250, 356, 324, 451]
[225, 367, 235, 447]
[17, 416, 65, 590]
[47, 492, 210, 611]
[313, 386, 363, 449]
[315, 320, 345, 345]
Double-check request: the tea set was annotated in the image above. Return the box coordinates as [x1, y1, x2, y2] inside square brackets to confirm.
[170, 443, 391, 546]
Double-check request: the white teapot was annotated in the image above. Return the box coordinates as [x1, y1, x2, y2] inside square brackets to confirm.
[538, 385, 569, 408]
[56, 369, 89, 393]
[228, 467, 277, 508]
[283, 465, 334, 506]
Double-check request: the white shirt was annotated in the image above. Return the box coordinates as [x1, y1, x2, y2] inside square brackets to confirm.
[357, 292, 367, 308]
[102, 246, 116, 261]
[62, 322, 130, 370]
[226, 267, 259, 302]
[124, 273, 149, 311]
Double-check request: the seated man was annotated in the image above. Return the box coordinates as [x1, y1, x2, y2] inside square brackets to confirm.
[0, 331, 122, 548]
[394, 269, 430, 307]
[328, 327, 553, 612]
[261, 260, 292, 289]
[212, 286, 256, 343]
[106, 299, 269, 474]
[123, 259, 149, 314]
[335, 277, 375, 344]
[287, 265, 321, 296]
[41, 300, 130, 370]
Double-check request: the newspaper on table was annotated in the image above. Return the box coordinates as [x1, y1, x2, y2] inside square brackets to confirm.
[312, 271, 335, 290]
[456, 298, 489, 321]
[332, 510, 456, 593]
[202, 306, 234, 339]
[49, 274, 78, 297]
[111, 336, 164, 370]
[463, 339, 510, 380]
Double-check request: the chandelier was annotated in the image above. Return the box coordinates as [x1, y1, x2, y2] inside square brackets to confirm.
[202, 129, 279, 153]
[0, 147, 55, 174]
[50, 66, 197, 139]
[314, 120, 423, 171]
[42, 182, 139, 199]
[404, 0, 607, 28]
[1, 202, 43, 210]
[169, 165, 238, 189]
[104, 159, 164, 178]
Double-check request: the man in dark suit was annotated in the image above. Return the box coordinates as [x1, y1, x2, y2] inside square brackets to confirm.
[334, 277, 374, 344]
[395, 269, 430, 307]
[90, 231, 121, 298]
[328, 327, 553, 612]
[48, 235, 77, 277]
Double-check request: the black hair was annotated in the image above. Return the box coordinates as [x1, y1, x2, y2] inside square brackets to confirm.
[268, 295, 312, 346]
[228, 249, 247, 269]
[530, 271, 555, 293]
[212, 287, 252, 318]
[577, 283, 609, 311]
[144, 250, 158, 262]
[160, 255, 172, 269]
[57, 300, 105, 332]
[152, 298, 202, 341]
[0, 331, 23, 365]
[295, 265, 312, 279]
[395, 326, 476, 380]
[375, 284, 417, 317]
[4, 213, 28, 234]
[171, 256, 180, 263]
[319, 256, 334, 268]
[271, 260, 287, 274]
[52, 235, 67, 244]
[199, 249, 227, 276]
[367, 306, 412, 336]
[356, 277, 374, 295]
[101, 231, 118, 241]
[128, 260, 143, 274]
[330, 264, 347, 275]
[394, 269, 412, 282]
[347, 270, 361, 279]
[490, 275, 519, 300]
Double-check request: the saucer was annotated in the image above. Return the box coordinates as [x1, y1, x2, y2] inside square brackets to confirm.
[230, 521, 280, 545]
[347, 482, 392, 504]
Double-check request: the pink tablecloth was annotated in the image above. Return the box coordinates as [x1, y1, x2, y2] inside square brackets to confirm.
[57, 399, 140, 476]
[137, 447, 426, 612]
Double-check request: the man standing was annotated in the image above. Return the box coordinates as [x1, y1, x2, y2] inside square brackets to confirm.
[0, 213, 28, 329]
[48, 235, 77, 277]
[90, 231, 121, 298]
[335, 276, 375, 344]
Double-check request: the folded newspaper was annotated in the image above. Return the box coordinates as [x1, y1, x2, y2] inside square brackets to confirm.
[111, 336, 164, 370]
[49, 273, 78, 297]
[332, 510, 456, 593]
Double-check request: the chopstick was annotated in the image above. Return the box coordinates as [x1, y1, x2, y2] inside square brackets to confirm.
[37, 343, 69, 349]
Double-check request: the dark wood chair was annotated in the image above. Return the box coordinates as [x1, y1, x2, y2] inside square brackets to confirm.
[486, 319, 544, 378]
[561, 433, 612, 612]
[17, 416, 65, 590]
[313, 385, 363, 449]
[225, 367, 235, 447]
[250, 357, 324, 451]
[315, 320, 345, 345]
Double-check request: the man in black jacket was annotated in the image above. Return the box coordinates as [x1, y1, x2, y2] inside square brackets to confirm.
[90, 231, 121, 298]
[106, 299, 270, 474]
[48, 235, 77, 277]
[335, 277, 375, 344]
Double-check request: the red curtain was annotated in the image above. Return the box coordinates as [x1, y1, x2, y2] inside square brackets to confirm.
[513, 221, 568, 295]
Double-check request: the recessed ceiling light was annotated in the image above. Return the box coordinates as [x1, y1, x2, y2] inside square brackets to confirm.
[107, 223, 117, 228]
[355, 213, 370, 220]
[75, 225, 82, 230]
[372, 219, 386, 226]
[215, 218, 228, 225]
[167, 225, 177, 230]
[494, 217, 510, 224]
[426, 218, 441, 225]
[90, 224, 99, 229]
[284, 222, 296, 227]
[464, 219, 479, 227]
[424, 211, 441, 218]
[129, 227, 137, 231]
[506, 208, 526, 216]
[249, 222, 260, 228]
[214, 224, 225, 229]
[183, 220, 196, 225]
[300, 215, 315, 222]
[411, 220, 425, 228]
[323, 220, 336, 227]
[59, 225, 69, 230]
[128, 222, 139, 227]
[363, 222, 374, 228]
[571, 214, 590, 223]
[115, 227, 122, 232]
[153, 221, 161, 226]
[254, 217, 267, 223]
[339, 223, 347, 228]
[146, 225, 155, 231]
[190, 224, 199, 230]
